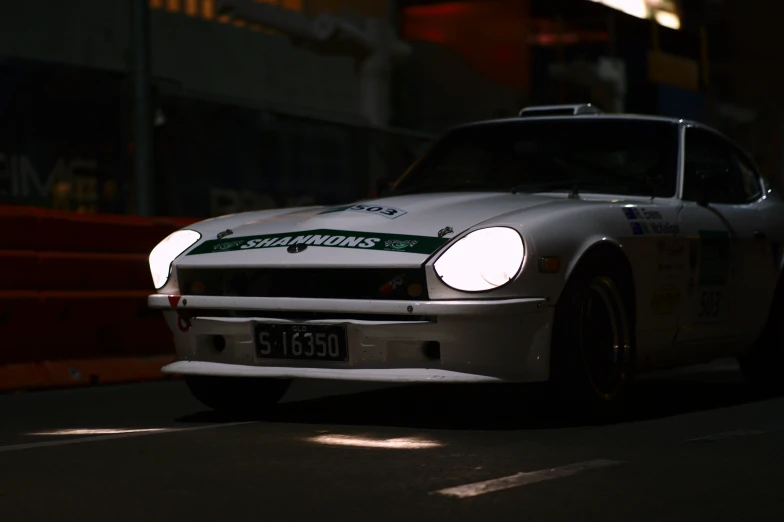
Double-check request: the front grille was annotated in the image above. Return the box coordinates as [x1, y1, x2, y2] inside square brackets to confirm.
[177, 267, 430, 300]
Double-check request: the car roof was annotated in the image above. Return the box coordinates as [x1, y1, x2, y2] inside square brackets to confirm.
[456, 113, 699, 130]
[450, 112, 758, 171]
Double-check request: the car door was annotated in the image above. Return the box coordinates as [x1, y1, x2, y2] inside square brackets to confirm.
[675, 126, 745, 352]
[717, 145, 780, 342]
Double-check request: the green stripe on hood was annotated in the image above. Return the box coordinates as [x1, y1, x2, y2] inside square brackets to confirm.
[187, 229, 451, 256]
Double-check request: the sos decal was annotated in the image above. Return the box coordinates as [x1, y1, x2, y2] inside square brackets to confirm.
[320, 204, 407, 219]
[696, 289, 724, 320]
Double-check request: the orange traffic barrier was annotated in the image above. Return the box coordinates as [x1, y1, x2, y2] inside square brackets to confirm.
[36, 252, 151, 291]
[0, 206, 203, 391]
[0, 355, 176, 392]
[0, 251, 152, 291]
[0, 205, 42, 250]
[36, 209, 162, 253]
[98, 317, 174, 357]
[0, 205, 200, 254]
[0, 292, 43, 362]
[0, 251, 38, 290]
[0, 291, 173, 363]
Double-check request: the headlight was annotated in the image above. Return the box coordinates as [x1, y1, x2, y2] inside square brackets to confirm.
[434, 227, 524, 292]
[149, 230, 201, 290]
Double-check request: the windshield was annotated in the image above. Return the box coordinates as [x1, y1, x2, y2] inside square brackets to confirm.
[391, 118, 680, 198]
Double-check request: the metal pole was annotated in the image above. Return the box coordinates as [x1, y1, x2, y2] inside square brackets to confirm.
[131, 0, 153, 216]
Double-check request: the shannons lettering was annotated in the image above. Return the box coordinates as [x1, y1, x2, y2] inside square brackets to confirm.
[241, 235, 382, 250]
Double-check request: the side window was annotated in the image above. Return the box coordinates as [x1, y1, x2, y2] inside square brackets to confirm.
[683, 128, 749, 204]
[732, 152, 762, 202]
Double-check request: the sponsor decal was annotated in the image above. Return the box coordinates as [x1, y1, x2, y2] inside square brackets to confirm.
[622, 207, 663, 220]
[187, 229, 450, 256]
[651, 284, 681, 315]
[648, 222, 680, 235]
[697, 230, 731, 286]
[658, 240, 685, 258]
[623, 207, 679, 236]
[656, 240, 688, 277]
[630, 222, 648, 236]
[213, 240, 242, 252]
[658, 263, 683, 274]
[168, 295, 182, 308]
[379, 274, 405, 296]
[385, 239, 418, 251]
[629, 223, 648, 236]
[319, 204, 407, 219]
[667, 243, 685, 256]
[630, 221, 680, 235]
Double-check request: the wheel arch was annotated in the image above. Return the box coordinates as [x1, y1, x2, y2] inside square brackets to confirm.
[560, 239, 637, 325]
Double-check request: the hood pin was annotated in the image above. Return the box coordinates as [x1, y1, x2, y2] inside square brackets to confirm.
[438, 226, 454, 238]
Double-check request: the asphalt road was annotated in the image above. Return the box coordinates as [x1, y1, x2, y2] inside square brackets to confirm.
[1, 360, 783, 522]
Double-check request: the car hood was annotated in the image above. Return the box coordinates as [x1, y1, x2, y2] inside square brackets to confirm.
[176, 192, 556, 269]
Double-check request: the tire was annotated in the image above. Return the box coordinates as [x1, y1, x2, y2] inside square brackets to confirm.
[550, 270, 635, 418]
[738, 281, 784, 396]
[184, 375, 292, 414]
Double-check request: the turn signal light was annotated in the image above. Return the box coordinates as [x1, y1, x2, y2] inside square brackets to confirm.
[538, 256, 561, 273]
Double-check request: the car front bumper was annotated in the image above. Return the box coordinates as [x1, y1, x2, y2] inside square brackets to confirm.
[148, 295, 553, 383]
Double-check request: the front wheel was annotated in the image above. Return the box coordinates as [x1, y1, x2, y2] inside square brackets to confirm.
[550, 272, 635, 418]
[184, 375, 292, 414]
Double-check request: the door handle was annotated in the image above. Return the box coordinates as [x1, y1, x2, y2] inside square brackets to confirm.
[754, 230, 767, 239]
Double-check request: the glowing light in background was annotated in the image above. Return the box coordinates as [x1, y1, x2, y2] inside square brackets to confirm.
[655, 11, 681, 30]
[402, 0, 533, 89]
[592, 0, 649, 19]
[588, 0, 680, 29]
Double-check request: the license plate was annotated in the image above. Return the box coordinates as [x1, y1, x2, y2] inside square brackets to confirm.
[254, 323, 348, 362]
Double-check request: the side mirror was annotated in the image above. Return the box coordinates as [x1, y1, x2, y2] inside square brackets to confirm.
[695, 168, 728, 206]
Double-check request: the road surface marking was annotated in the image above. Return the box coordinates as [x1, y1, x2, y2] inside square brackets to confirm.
[432, 459, 622, 498]
[305, 434, 443, 449]
[0, 422, 254, 453]
[30, 428, 172, 436]
[684, 428, 778, 443]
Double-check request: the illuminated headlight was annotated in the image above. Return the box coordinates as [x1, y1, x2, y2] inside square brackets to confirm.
[434, 227, 524, 292]
[149, 230, 201, 290]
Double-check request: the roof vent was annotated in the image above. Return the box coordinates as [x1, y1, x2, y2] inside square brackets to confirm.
[518, 103, 603, 117]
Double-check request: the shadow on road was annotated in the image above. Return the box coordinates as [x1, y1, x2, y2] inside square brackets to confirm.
[176, 366, 782, 430]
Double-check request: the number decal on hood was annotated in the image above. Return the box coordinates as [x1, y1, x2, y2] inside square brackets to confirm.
[187, 229, 450, 256]
[319, 204, 407, 219]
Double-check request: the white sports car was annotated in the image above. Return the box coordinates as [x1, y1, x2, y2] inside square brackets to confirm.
[148, 104, 784, 415]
